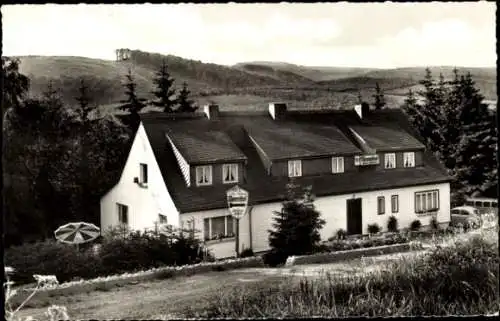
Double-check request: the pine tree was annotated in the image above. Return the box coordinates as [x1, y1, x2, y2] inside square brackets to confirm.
[75, 78, 95, 122]
[175, 82, 197, 112]
[415, 68, 444, 153]
[357, 90, 363, 104]
[268, 184, 325, 257]
[2, 57, 30, 115]
[151, 59, 176, 113]
[372, 82, 386, 109]
[119, 69, 146, 123]
[449, 72, 497, 198]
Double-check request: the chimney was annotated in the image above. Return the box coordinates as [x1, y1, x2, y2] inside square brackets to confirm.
[354, 102, 370, 119]
[204, 104, 220, 120]
[269, 102, 287, 120]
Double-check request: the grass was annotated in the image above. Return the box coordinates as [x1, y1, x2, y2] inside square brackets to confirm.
[13, 228, 498, 319]
[181, 228, 499, 317]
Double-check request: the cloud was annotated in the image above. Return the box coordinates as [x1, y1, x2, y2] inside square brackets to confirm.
[375, 18, 496, 67]
[1, 3, 496, 67]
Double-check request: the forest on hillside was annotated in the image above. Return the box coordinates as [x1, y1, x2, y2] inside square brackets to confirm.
[14, 50, 497, 109]
[2, 55, 497, 248]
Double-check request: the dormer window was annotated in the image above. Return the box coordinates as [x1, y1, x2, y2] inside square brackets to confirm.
[222, 164, 239, 184]
[404, 152, 415, 168]
[332, 156, 344, 174]
[384, 153, 396, 169]
[288, 160, 302, 177]
[139, 163, 148, 185]
[196, 165, 212, 186]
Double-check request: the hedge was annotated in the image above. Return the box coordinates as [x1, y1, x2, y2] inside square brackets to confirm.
[285, 242, 423, 266]
[4, 230, 211, 286]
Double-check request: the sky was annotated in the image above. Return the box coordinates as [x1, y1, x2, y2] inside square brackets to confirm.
[1, 2, 496, 68]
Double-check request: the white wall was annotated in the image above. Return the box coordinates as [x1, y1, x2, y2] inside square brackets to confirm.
[181, 207, 253, 259]
[184, 182, 450, 259]
[314, 182, 451, 239]
[100, 123, 180, 232]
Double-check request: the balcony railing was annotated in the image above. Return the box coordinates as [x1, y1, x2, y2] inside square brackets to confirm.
[354, 154, 380, 166]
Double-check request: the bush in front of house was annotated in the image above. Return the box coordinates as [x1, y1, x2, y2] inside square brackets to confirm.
[336, 228, 347, 240]
[268, 184, 326, 259]
[410, 219, 422, 231]
[387, 215, 399, 232]
[263, 250, 289, 267]
[240, 248, 255, 258]
[367, 223, 381, 235]
[4, 227, 212, 286]
[430, 216, 439, 230]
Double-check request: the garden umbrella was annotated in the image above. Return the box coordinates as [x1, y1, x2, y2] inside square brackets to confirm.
[54, 222, 101, 248]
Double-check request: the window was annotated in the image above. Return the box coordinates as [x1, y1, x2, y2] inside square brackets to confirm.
[288, 160, 302, 177]
[158, 214, 168, 224]
[391, 195, 399, 213]
[493, 202, 498, 208]
[203, 216, 235, 241]
[465, 200, 474, 206]
[222, 164, 239, 184]
[415, 190, 439, 213]
[332, 157, 344, 174]
[139, 163, 148, 184]
[403, 152, 415, 168]
[483, 201, 491, 207]
[117, 203, 128, 225]
[196, 165, 212, 186]
[384, 153, 396, 169]
[377, 196, 385, 215]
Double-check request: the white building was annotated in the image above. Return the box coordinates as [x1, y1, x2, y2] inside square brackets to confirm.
[100, 103, 452, 259]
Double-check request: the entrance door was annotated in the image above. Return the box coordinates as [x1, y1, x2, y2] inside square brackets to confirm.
[346, 198, 362, 235]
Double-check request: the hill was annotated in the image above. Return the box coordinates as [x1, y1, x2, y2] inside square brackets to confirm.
[13, 51, 496, 111]
[234, 61, 377, 81]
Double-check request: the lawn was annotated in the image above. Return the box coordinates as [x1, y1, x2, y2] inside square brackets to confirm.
[13, 227, 498, 319]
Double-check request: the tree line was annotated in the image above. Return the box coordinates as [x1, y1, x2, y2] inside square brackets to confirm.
[402, 68, 497, 205]
[2, 57, 201, 247]
[119, 59, 198, 126]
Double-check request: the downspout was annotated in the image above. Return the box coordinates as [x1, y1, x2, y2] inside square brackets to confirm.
[248, 206, 254, 250]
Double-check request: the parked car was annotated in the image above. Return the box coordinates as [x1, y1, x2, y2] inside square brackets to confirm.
[450, 206, 482, 229]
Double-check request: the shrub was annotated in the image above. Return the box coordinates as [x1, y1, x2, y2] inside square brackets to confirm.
[336, 229, 347, 240]
[268, 185, 326, 257]
[239, 248, 255, 258]
[430, 216, 439, 230]
[5, 228, 209, 286]
[313, 243, 330, 253]
[263, 250, 288, 267]
[410, 219, 422, 231]
[367, 223, 381, 235]
[387, 215, 399, 232]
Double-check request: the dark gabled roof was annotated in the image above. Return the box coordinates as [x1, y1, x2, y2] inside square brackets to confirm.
[349, 125, 425, 151]
[138, 109, 452, 213]
[247, 123, 361, 160]
[166, 129, 247, 165]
